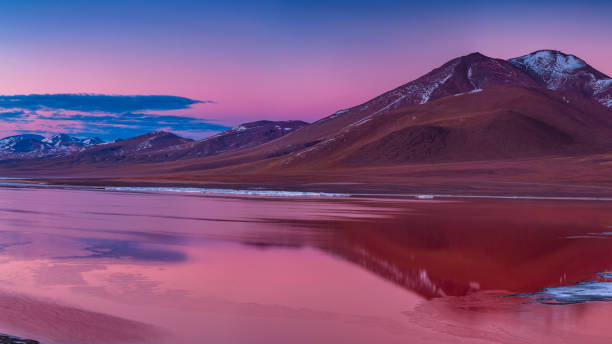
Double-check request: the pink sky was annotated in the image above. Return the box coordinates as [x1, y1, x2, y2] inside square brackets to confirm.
[0, 1, 611, 136]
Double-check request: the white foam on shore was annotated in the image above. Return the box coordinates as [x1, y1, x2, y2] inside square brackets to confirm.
[102, 188, 612, 201]
[104, 186, 349, 198]
[1, 180, 611, 201]
[522, 273, 612, 305]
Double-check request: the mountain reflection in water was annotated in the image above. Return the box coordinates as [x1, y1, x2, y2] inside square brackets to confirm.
[0, 185, 611, 344]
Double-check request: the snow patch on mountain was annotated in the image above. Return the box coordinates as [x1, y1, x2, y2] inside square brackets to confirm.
[0, 135, 44, 149]
[42, 134, 77, 145]
[510, 50, 612, 109]
[593, 79, 612, 95]
[136, 137, 154, 151]
[373, 94, 407, 116]
[509, 50, 588, 89]
[510, 51, 586, 79]
[81, 137, 105, 146]
[420, 73, 453, 104]
[346, 60, 462, 129]
[599, 96, 612, 108]
[0, 133, 104, 159]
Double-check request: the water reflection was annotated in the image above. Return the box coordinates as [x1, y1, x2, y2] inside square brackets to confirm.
[245, 198, 612, 300]
[0, 186, 611, 343]
[59, 238, 188, 262]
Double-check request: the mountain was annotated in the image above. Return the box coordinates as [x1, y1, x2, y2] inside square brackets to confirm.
[0, 134, 46, 152]
[319, 52, 538, 129]
[307, 50, 611, 136]
[90, 120, 309, 162]
[191, 120, 308, 155]
[42, 134, 83, 148]
[41, 134, 104, 148]
[61, 131, 192, 163]
[509, 50, 612, 108]
[0, 134, 105, 160]
[1, 50, 611, 196]
[0, 134, 49, 159]
[1, 120, 307, 164]
[276, 86, 611, 169]
[81, 137, 105, 146]
[153, 120, 309, 160]
[138, 50, 609, 173]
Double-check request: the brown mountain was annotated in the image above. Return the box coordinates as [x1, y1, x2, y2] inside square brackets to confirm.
[318, 52, 538, 130]
[56, 131, 193, 163]
[0, 120, 308, 170]
[149, 50, 610, 172]
[2, 50, 611, 196]
[278, 86, 611, 168]
[149, 120, 308, 160]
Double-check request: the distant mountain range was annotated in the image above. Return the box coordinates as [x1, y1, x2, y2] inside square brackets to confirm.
[0, 133, 104, 160]
[1, 50, 611, 195]
[0, 120, 308, 163]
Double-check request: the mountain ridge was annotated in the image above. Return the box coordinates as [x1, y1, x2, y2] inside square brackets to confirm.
[0, 120, 308, 163]
[509, 50, 612, 108]
[1, 49, 611, 197]
[0, 133, 104, 160]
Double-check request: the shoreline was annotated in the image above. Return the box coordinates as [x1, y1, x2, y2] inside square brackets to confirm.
[2, 178, 612, 201]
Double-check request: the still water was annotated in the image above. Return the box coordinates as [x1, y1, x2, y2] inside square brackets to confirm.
[0, 185, 611, 343]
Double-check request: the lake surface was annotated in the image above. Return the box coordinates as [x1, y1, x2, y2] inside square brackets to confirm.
[0, 185, 611, 343]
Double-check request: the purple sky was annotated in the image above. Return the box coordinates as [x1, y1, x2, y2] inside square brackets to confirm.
[1, 0, 611, 140]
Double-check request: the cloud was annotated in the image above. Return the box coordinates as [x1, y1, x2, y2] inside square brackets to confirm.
[0, 110, 26, 118]
[34, 112, 230, 139]
[0, 94, 212, 113]
[0, 94, 229, 141]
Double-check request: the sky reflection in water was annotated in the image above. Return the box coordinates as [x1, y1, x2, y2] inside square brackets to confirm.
[0, 186, 611, 344]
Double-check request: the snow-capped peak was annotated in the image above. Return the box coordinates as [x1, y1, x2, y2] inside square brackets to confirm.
[508, 50, 588, 89]
[0, 134, 45, 148]
[509, 50, 612, 108]
[41, 134, 104, 147]
[80, 137, 105, 146]
[510, 50, 586, 74]
[42, 133, 79, 146]
[0, 133, 106, 160]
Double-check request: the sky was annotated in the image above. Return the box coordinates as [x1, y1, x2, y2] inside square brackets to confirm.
[1, 0, 611, 141]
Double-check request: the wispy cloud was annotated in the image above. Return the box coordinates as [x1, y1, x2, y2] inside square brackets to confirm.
[0, 94, 228, 140]
[0, 94, 212, 113]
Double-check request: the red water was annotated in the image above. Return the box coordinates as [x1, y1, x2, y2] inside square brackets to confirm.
[0, 186, 611, 343]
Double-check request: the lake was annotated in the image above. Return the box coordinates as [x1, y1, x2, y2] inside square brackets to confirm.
[0, 185, 611, 343]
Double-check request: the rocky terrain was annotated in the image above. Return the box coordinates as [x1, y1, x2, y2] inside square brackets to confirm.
[1, 50, 611, 196]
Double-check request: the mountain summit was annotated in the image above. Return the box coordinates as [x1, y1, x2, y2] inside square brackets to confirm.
[327, 50, 611, 129]
[323, 51, 538, 127]
[509, 50, 612, 108]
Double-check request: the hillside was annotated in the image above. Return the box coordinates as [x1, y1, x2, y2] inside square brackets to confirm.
[1, 50, 611, 196]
